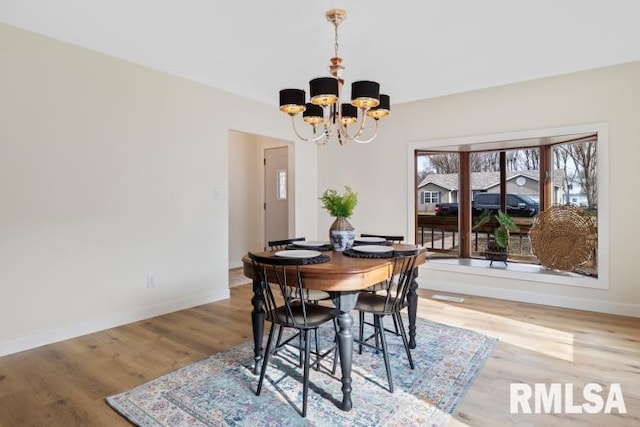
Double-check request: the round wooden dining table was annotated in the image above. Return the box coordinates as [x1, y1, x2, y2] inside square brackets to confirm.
[242, 244, 426, 412]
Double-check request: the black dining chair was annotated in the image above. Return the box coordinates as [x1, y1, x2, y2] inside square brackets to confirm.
[249, 252, 338, 417]
[360, 233, 404, 243]
[268, 238, 334, 368]
[358, 234, 406, 336]
[359, 233, 404, 291]
[267, 237, 307, 250]
[267, 237, 331, 303]
[359, 234, 403, 294]
[354, 247, 420, 393]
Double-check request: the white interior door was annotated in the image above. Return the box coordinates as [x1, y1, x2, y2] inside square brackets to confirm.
[264, 146, 289, 247]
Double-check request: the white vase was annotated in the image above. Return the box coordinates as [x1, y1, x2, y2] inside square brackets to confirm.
[329, 217, 355, 251]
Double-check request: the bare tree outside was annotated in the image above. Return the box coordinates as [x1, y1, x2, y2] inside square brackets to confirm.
[471, 152, 499, 172]
[570, 141, 597, 209]
[553, 139, 597, 209]
[519, 148, 540, 171]
[469, 150, 539, 173]
[426, 153, 459, 174]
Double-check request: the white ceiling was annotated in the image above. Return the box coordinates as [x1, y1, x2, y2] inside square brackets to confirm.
[2, 0, 640, 106]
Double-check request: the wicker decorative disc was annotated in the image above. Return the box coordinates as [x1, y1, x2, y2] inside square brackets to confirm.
[528, 205, 597, 271]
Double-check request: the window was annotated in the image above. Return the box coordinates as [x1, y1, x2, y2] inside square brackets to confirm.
[276, 170, 287, 200]
[412, 124, 606, 288]
[421, 191, 440, 204]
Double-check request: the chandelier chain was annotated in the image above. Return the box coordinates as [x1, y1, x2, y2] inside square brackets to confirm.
[334, 23, 339, 58]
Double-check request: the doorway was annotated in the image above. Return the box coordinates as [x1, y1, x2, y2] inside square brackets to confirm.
[227, 131, 294, 274]
[264, 146, 290, 247]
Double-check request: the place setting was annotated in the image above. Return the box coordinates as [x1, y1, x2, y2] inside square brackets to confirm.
[288, 240, 334, 251]
[352, 236, 393, 246]
[273, 248, 331, 264]
[343, 244, 395, 259]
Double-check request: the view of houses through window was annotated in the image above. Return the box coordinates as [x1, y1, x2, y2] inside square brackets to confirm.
[415, 134, 598, 276]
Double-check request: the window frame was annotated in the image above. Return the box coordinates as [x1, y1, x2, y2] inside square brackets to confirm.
[407, 123, 609, 290]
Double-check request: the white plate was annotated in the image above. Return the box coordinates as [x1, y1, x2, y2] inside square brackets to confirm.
[352, 245, 394, 253]
[355, 236, 387, 243]
[274, 250, 322, 258]
[293, 241, 329, 248]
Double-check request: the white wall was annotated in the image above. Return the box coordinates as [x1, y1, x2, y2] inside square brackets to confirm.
[228, 131, 260, 268]
[319, 61, 640, 317]
[0, 23, 318, 355]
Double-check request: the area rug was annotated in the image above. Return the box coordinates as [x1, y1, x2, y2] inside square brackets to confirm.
[106, 316, 497, 426]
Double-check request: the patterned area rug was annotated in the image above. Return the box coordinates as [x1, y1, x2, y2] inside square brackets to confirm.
[107, 316, 497, 426]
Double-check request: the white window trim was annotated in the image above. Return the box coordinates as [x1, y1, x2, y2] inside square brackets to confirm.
[407, 123, 610, 290]
[421, 191, 439, 204]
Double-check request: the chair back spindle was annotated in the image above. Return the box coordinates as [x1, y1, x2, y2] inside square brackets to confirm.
[267, 237, 306, 251]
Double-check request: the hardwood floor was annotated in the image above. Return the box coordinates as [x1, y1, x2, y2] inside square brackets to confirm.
[1, 285, 638, 426]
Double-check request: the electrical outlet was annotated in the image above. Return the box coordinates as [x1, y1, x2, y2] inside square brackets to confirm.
[146, 275, 157, 288]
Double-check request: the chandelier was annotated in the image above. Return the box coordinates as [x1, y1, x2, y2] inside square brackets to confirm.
[278, 9, 390, 145]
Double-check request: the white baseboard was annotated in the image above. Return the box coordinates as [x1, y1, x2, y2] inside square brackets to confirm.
[0, 289, 229, 357]
[418, 277, 640, 318]
[229, 260, 243, 269]
[6, 274, 636, 358]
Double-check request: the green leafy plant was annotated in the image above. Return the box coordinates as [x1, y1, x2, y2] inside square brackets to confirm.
[474, 209, 519, 249]
[320, 186, 358, 218]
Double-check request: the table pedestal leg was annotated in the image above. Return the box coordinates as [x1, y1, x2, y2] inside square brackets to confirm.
[333, 291, 359, 412]
[251, 278, 265, 374]
[406, 267, 419, 349]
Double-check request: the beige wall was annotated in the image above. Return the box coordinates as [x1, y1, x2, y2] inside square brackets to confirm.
[319, 61, 640, 316]
[228, 131, 260, 268]
[2, 20, 638, 356]
[0, 23, 318, 355]
[228, 132, 298, 269]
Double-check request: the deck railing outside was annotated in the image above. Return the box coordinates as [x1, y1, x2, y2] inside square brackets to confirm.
[417, 215, 536, 261]
[417, 212, 598, 276]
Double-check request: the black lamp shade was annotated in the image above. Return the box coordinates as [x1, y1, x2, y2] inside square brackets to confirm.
[367, 94, 391, 119]
[340, 103, 358, 125]
[279, 88, 305, 105]
[303, 103, 324, 125]
[279, 89, 306, 114]
[378, 94, 390, 110]
[351, 80, 380, 108]
[341, 103, 357, 118]
[309, 77, 339, 106]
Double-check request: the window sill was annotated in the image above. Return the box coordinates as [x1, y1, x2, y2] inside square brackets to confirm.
[423, 257, 606, 290]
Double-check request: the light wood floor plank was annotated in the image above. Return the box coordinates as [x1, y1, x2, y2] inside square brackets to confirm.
[0, 285, 638, 426]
